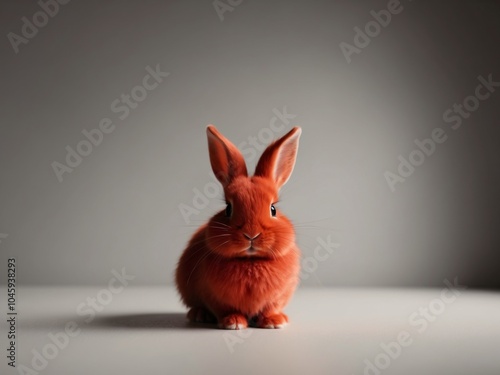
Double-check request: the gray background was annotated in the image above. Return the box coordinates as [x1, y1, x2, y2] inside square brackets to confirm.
[0, 0, 499, 288]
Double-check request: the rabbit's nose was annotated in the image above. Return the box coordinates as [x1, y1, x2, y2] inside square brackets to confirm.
[243, 233, 261, 241]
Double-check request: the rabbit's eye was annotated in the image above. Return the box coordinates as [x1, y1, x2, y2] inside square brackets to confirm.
[270, 204, 277, 217]
[225, 202, 232, 217]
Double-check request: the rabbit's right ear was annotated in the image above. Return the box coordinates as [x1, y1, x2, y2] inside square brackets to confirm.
[206, 125, 248, 187]
[254, 127, 301, 190]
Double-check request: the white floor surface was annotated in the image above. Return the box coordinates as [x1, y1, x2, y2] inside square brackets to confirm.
[2, 286, 500, 375]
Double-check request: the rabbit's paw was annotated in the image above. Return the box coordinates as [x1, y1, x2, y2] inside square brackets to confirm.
[256, 312, 288, 329]
[187, 307, 216, 324]
[218, 313, 248, 330]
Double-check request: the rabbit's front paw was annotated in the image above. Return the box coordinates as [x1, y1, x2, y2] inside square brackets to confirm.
[218, 313, 248, 330]
[256, 312, 288, 329]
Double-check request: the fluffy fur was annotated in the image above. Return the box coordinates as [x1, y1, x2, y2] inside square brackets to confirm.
[175, 125, 302, 329]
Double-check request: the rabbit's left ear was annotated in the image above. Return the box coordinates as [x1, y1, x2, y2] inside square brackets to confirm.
[207, 125, 248, 187]
[254, 127, 301, 190]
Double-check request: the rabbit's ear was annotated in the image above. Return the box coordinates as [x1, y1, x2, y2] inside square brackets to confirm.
[255, 127, 301, 190]
[207, 125, 248, 186]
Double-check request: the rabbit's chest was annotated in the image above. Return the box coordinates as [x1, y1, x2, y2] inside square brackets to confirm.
[209, 259, 287, 302]
[231, 259, 283, 287]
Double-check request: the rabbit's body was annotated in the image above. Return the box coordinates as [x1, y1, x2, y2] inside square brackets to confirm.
[175, 126, 302, 329]
[176, 224, 300, 318]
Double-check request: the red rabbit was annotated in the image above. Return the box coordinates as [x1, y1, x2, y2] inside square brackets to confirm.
[175, 125, 302, 329]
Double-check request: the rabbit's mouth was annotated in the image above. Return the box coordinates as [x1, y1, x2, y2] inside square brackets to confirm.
[247, 245, 257, 254]
[240, 244, 260, 256]
[235, 245, 275, 260]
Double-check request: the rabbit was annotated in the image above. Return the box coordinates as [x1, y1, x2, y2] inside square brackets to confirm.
[175, 125, 302, 329]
